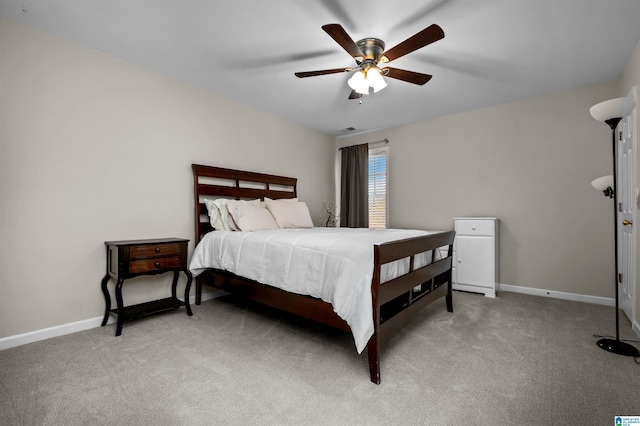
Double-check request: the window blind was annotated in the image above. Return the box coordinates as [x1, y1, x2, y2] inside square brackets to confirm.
[368, 147, 388, 229]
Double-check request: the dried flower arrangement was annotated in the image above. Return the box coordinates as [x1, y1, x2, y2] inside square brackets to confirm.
[317, 201, 337, 227]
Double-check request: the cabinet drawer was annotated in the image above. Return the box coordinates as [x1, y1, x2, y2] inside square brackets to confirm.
[130, 243, 181, 259]
[129, 257, 181, 274]
[455, 220, 495, 236]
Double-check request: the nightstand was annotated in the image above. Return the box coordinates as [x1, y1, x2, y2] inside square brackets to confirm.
[452, 218, 499, 297]
[100, 238, 193, 336]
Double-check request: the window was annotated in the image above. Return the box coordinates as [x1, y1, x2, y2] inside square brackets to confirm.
[368, 146, 388, 228]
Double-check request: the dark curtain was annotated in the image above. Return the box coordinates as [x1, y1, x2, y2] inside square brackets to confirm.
[340, 143, 369, 228]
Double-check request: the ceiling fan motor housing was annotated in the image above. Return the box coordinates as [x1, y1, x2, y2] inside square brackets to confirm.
[356, 38, 385, 63]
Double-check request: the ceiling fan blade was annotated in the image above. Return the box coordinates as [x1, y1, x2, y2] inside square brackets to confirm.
[295, 68, 351, 78]
[384, 67, 432, 85]
[322, 24, 363, 58]
[381, 24, 444, 63]
[348, 90, 361, 100]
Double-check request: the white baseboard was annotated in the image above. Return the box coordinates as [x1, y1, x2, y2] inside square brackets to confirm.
[0, 316, 111, 351]
[498, 283, 615, 307]
[0, 290, 224, 351]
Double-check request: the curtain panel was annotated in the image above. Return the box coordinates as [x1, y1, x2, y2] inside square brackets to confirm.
[340, 143, 369, 228]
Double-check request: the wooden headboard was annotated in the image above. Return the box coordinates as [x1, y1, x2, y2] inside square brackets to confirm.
[192, 164, 298, 242]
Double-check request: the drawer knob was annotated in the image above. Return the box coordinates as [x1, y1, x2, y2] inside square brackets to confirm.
[155, 247, 161, 253]
[155, 262, 161, 267]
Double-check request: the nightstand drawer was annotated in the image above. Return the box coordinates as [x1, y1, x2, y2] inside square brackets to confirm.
[455, 219, 495, 236]
[130, 243, 181, 259]
[129, 256, 181, 274]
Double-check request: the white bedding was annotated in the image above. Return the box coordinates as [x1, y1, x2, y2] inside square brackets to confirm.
[189, 227, 435, 353]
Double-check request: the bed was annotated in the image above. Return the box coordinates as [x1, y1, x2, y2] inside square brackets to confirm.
[190, 164, 455, 384]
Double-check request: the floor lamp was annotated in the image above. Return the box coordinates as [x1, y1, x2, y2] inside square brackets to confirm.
[589, 96, 639, 357]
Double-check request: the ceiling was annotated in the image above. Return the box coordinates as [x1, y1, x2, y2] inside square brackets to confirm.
[2, 0, 640, 137]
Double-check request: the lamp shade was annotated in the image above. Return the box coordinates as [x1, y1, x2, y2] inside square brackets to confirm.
[591, 175, 613, 192]
[348, 71, 369, 95]
[367, 68, 387, 93]
[589, 97, 636, 122]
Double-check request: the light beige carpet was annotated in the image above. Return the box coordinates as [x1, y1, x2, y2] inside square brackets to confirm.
[1, 291, 639, 425]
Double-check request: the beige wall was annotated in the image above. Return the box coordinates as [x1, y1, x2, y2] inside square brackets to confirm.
[338, 81, 619, 299]
[619, 37, 640, 331]
[0, 18, 335, 338]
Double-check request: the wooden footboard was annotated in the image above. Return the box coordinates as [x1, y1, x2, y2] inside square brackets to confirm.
[191, 163, 455, 384]
[368, 231, 455, 383]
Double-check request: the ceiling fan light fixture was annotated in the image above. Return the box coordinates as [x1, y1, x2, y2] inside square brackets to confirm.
[367, 67, 387, 93]
[348, 71, 369, 95]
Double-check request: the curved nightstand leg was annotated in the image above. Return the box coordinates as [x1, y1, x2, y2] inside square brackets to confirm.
[115, 278, 125, 336]
[184, 270, 193, 316]
[101, 274, 111, 326]
[171, 271, 179, 301]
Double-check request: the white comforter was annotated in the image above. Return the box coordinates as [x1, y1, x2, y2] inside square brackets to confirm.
[189, 227, 433, 353]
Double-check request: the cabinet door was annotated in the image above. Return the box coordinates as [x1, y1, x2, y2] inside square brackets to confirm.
[455, 236, 494, 285]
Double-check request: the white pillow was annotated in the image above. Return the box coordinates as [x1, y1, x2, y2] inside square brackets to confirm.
[204, 198, 238, 231]
[265, 198, 314, 229]
[204, 199, 225, 230]
[226, 200, 279, 231]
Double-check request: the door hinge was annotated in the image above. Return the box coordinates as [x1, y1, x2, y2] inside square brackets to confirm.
[618, 273, 623, 283]
[619, 131, 623, 141]
[619, 202, 623, 212]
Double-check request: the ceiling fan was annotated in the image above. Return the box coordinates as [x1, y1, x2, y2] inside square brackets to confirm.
[295, 23, 445, 99]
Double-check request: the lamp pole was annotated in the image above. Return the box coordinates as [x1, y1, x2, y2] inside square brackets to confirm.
[605, 118, 621, 348]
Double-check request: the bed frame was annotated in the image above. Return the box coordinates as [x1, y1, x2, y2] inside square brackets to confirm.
[192, 163, 455, 384]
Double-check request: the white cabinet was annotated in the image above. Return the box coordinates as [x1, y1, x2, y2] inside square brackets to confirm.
[453, 218, 499, 298]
